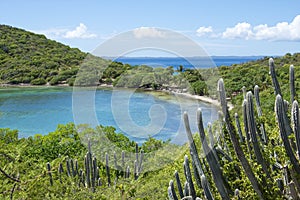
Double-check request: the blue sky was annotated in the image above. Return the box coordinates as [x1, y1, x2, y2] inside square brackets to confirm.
[1, 0, 300, 56]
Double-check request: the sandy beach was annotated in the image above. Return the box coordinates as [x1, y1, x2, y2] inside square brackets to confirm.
[170, 91, 234, 110]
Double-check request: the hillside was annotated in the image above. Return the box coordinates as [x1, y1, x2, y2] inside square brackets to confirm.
[0, 25, 112, 86]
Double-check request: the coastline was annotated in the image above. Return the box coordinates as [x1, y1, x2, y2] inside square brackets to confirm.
[168, 91, 234, 110]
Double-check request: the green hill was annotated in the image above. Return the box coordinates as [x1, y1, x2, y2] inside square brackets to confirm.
[0, 25, 109, 85]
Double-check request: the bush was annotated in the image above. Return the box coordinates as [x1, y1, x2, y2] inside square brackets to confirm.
[30, 78, 46, 85]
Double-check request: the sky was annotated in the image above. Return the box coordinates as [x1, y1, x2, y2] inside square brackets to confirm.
[1, 0, 300, 56]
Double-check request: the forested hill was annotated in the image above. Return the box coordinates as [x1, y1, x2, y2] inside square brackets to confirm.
[0, 24, 111, 85]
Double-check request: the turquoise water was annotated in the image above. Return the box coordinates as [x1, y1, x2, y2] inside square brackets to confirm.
[0, 87, 218, 144]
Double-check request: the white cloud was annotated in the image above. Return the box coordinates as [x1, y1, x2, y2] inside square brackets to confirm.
[196, 26, 213, 36]
[222, 22, 253, 39]
[64, 23, 97, 39]
[33, 23, 97, 39]
[133, 27, 166, 39]
[196, 15, 300, 41]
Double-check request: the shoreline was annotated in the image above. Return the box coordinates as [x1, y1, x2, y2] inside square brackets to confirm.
[167, 91, 234, 110]
[0, 83, 233, 109]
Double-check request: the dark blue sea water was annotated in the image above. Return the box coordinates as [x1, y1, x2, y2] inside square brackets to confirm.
[114, 56, 264, 69]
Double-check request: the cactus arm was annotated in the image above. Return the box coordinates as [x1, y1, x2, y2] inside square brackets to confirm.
[254, 85, 267, 144]
[290, 65, 296, 103]
[269, 58, 282, 95]
[174, 170, 184, 199]
[184, 155, 197, 199]
[291, 100, 300, 159]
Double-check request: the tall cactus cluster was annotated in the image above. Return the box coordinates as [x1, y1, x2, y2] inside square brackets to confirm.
[46, 139, 144, 191]
[168, 58, 300, 199]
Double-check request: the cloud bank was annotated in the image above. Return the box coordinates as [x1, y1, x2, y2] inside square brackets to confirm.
[197, 15, 300, 41]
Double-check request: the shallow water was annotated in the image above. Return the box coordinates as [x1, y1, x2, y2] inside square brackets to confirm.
[0, 86, 218, 144]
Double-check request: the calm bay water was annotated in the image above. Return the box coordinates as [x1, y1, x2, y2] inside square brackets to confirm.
[0, 87, 218, 144]
[0, 57, 261, 144]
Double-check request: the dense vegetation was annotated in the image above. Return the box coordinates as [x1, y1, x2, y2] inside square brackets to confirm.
[1, 24, 300, 199]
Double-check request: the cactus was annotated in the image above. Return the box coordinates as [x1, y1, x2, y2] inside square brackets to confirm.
[58, 162, 63, 183]
[269, 58, 281, 95]
[134, 160, 138, 180]
[121, 150, 125, 170]
[217, 79, 265, 200]
[66, 157, 71, 177]
[168, 180, 178, 200]
[234, 113, 244, 143]
[275, 95, 300, 174]
[288, 182, 298, 200]
[46, 162, 53, 186]
[246, 91, 270, 178]
[201, 175, 214, 200]
[234, 189, 241, 200]
[254, 85, 267, 144]
[183, 155, 196, 199]
[242, 100, 252, 158]
[183, 181, 189, 197]
[125, 166, 130, 179]
[242, 86, 246, 100]
[105, 153, 111, 186]
[174, 170, 184, 199]
[290, 65, 296, 103]
[291, 100, 300, 159]
[183, 112, 204, 181]
[197, 108, 231, 199]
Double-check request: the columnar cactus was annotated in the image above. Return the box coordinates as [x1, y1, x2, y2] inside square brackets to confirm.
[197, 108, 231, 199]
[275, 95, 300, 174]
[183, 155, 197, 199]
[234, 113, 244, 143]
[291, 100, 300, 159]
[174, 170, 184, 199]
[290, 65, 296, 103]
[183, 112, 204, 179]
[168, 180, 178, 200]
[200, 175, 214, 200]
[242, 100, 252, 158]
[246, 91, 270, 178]
[254, 85, 267, 144]
[105, 153, 111, 186]
[217, 79, 265, 200]
[269, 58, 281, 95]
[47, 162, 53, 186]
